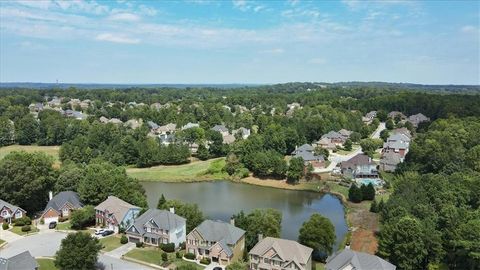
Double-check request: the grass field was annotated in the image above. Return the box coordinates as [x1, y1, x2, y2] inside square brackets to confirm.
[9, 225, 39, 235]
[99, 235, 124, 252]
[37, 258, 58, 270]
[0, 145, 60, 161]
[127, 158, 228, 182]
[55, 221, 71, 231]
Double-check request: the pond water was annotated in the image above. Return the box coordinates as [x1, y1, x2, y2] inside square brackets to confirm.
[141, 181, 348, 249]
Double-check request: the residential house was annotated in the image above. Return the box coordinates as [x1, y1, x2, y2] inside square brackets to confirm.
[0, 199, 26, 224]
[40, 191, 83, 224]
[379, 151, 403, 172]
[382, 133, 410, 157]
[340, 154, 378, 179]
[291, 144, 325, 169]
[124, 119, 142, 129]
[95, 196, 141, 233]
[147, 121, 160, 133]
[363, 111, 377, 124]
[158, 123, 177, 135]
[188, 142, 199, 153]
[28, 103, 44, 112]
[47, 96, 62, 107]
[159, 133, 176, 145]
[286, 103, 302, 117]
[233, 127, 251, 139]
[292, 144, 314, 155]
[182, 122, 200, 130]
[211, 125, 230, 136]
[99, 116, 109, 123]
[325, 249, 396, 270]
[407, 113, 430, 127]
[223, 134, 236, 144]
[249, 236, 313, 270]
[126, 208, 186, 248]
[0, 251, 38, 270]
[186, 220, 245, 265]
[387, 111, 406, 120]
[338, 129, 353, 140]
[109, 118, 123, 125]
[392, 127, 412, 139]
[64, 110, 86, 120]
[321, 131, 346, 146]
[314, 137, 337, 151]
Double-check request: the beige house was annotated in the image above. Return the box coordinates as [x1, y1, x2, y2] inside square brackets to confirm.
[186, 220, 245, 265]
[249, 237, 313, 270]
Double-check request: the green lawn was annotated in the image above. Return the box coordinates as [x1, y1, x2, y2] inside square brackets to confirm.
[56, 221, 71, 230]
[0, 239, 5, 245]
[315, 262, 326, 270]
[0, 145, 60, 161]
[99, 235, 124, 252]
[126, 158, 228, 182]
[124, 248, 203, 269]
[37, 258, 58, 270]
[9, 225, 39, 235]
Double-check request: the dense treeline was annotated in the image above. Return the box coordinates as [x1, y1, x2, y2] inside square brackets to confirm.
[378, 117, 480, 270]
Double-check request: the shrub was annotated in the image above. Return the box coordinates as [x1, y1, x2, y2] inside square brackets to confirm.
[2, 223, 9, 230]
[40, 218, 45, 225]
[21, 225, 31, 232]
[176, 252, 181, 259]
[199, 257, 211, 265]
[14, 216, 31, 226]
[120, 235, 128, 244]
[161, 252, 168, 262]
[179, 242, 186, 250]
[135, 242, 144, 248]
[118, 227, 126, 234]
[160, 243, 175, 253]
[58, 216, 69, 223]
[184, 253, 195, 260]
[70, 205, 95, 230]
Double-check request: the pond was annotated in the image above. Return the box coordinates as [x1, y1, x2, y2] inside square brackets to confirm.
[141, 181, 348, 249]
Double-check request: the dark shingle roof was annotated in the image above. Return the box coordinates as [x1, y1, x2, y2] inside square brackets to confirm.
[0, 199, 25, 215]
[44, 191, 83, 213]
[326, 249, 396, 270]
[131, 209, 185, 235]
[0, 251, 38, 270]
[195, 220, 245, 245]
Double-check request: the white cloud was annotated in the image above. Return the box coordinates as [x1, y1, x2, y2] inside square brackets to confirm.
[138, 4, 157, 16]
[108, 12, 141, 22]
[232, 0, 265, 13]
[95, 33, 140, 44]
[461, 25, 479, 34]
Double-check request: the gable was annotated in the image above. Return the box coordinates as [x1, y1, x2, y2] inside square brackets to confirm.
[262, 247, 279, 259]
[187, 228, 205, 241]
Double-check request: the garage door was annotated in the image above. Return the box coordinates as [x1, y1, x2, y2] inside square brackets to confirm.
[128, 237, 140, 243]
[44, 216, 58, 224]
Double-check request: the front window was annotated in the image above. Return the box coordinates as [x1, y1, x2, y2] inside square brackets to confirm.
[15, 211, 22, 218]
[1, 210, 7, 217]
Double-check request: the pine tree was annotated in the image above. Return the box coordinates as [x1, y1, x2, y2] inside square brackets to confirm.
[370, 200, 378, 213]
[157, 194, 166, 209]
[348, 184, 363, 203]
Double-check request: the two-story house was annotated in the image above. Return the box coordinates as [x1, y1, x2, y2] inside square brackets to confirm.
[40, 191, 83, 224]
[321, 131, 347, 146]
[249, 236, 313, 270]
[186, 220, 245, 265]
[126, 208, 186, 248]
[95, 196, 141, 233]
[291, 144, 325, 169]
[340, 154, 378, 179]
[0, 199, 26, 224]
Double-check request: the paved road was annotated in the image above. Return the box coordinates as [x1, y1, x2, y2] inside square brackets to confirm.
[0, 231, 152, 270]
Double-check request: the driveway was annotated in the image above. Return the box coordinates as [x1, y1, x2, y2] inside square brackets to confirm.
[1, 231, 152, 269]
[0, 227, 23, 243]
[104, 242, 135, 259]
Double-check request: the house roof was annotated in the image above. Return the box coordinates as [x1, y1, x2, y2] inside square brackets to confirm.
[294, 151, 324, 162]
[182, 122, 199, 130]
[383, 140, 408, 150]
[95, 196, 140, 222]
[408, 113, 430, 125]
[341, 154, 375, 170]
[0, 251, 38, 270]
[338, 129, 352, 137]
[194, 220, 245, 245]
[392, 128, 412, 138]
[211, 125, 229, 133]
[387, 133, 411, 143]
[388, 111, 406, 119]
[223, 134, 236, 144]
[44, 191, 83, 213]
[158, 123, 177, 132]
[147, 121, 159, 130]
[295, 144, 314, 153]
[365, 111, 377, 118]
[322, 131, 344, 140]
[249, 237, 313, 266]
[131, 209, 185, 235]
[0, 199, 25, 215]
[325, 249, 396, 270]
[380, 152, 403, 166]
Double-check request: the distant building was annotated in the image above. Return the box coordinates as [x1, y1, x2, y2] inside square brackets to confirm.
[182, 122, 200, 130]
[407, 113, 430, 127]
[314, 137, 337, 151]
[211, 125, 230, 136]
[249, 236, 313, 270]
[233, 127, 251, 139]
[291, 144, 325, 169]
[387, 111, 406, 120]
[95, 196, 141, 233]
[321, 131, 346, 146]
[380, 151, 403, 172]
[325, 249, 396, 270]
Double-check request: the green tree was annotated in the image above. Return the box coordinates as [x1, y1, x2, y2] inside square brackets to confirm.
[55, 232, 102, 270]
[161, 200, 204, 233]
[55, 162, 84, 193]
[314, 146, 329, 158]
[70, 205, 95, 230]
[226, 260, 248, 270]
[232, 208, 282, 250]
[298, 213, 335, 258]
[370, 200, 378, 213]
[157, 194, 167, 209]
[349, 132, 362, 143]
[196, 143, 210, 160]
[344, 139, 352, 151]
[287, 157, 304, 184]
[348, 184, 363, 203]
[385, 119, 395, 130]
[0, 116, 15, 146]
[15, 114, 39, 145]
[379, 129, 390, 142]
[360, 183, 375, 200]
[0, 151, 56, 213]
[360, 138, 383, 157]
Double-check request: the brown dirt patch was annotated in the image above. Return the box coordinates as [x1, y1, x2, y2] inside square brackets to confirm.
[347, 201, 379, 254]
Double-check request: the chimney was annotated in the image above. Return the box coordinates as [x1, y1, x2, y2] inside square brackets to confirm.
[49, 191, 53, 201]
[169, 207, 175, 214]
[258, 234, 263, 242]
[230, 218, 235, 226]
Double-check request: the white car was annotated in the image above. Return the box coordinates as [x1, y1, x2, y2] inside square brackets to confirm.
[94, 229, 106, 235]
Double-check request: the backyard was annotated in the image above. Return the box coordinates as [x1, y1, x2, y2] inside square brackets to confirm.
[126, 158, 227, 182]
[0, 145, 60, 161]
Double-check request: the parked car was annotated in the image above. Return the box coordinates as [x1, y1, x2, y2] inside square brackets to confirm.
[95, 229, 106, 235]
[101, 230, 114, 237]
[48, 221, 57, 229]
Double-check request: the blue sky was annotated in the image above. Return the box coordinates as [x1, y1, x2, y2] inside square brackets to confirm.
[0, 0, 478, 84]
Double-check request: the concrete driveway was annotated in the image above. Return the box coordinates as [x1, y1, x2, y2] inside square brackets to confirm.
[0, 227, 23, 243]
[0, 231, 152, 269]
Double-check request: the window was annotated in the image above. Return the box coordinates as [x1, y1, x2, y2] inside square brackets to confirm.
[1, 210, 7, 217]
[152, 238, 157, 245]
[264, 258, 270, 264]
[15, 211, 22, 218]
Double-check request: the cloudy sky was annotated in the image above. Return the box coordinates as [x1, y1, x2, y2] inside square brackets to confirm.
[0, 0, 478, 84]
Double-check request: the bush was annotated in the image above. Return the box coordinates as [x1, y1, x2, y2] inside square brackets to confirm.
[120, 235, 128, 244]
[176, 252, 181, 259]
[135, 242, 144, 248]
[199, 257, 211, 265]
[21, 225, 31, 232]
[161, 252, 168, 262]
[184, 253, 195, 260]
[70, 205, 95, 230]
[40, 218, 45, 225]
[58, 216, 69, 223]
[179, 242, 186, 250]
[118, 227, 126, 234]
[2, 223, 9, 230]
[160, 243, 175, 253]
[14, 216, 31, 226]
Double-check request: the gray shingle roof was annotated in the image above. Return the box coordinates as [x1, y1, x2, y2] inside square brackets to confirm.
[95, 196, 140, 223]
[341, 154, 375, 170]
[387, 133, 411, 143]
[249, 237, 313, 267]
[294, 151, 324, 162]
[130, 209, 185, 235]
[322, 131, 344, 140]
[0, 199, 25, 215]
[325, 249, 396, 270]
[296, 144, 314, 152]
[211, 125, 229, 133]
[44, 191, 83, 213]
[383, 140, 408, 150]
[195, 220, 245, 245]
[0, 251, 38, 270]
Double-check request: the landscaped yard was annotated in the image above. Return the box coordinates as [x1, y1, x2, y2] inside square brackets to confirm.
[9, 225, 39, 235]
[126, 158, 227, 182]
[124, 248, 203, 269]
[0, 145, 60, 161]
[37, 258, 58, 270]
[55, 221, 71, 230]
[99, 235, 124, 252]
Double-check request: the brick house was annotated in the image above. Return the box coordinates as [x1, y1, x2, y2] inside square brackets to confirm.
[40, 191, 83, 224]
[0, 199, 26, 224]
[95, 196, 141, 233]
